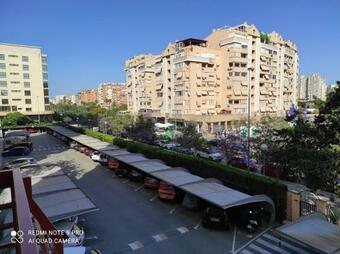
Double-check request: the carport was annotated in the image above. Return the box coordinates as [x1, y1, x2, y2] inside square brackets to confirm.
[130, 159, 172, 173]
[19, 165, 98, 222]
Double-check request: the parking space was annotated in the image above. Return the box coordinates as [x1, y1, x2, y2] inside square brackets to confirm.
[10, 133, 263, 253]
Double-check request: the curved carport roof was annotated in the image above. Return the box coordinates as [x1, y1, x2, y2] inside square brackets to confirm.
[151, 167, 203, 186]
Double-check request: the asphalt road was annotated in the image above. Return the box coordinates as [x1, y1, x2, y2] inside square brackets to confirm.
[20, 133, 258, 254]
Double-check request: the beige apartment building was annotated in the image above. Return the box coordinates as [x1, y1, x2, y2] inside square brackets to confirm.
[77, 89, 98, 104]
[0, 43, 50, 117]
[98, 82, 127, 108]
[125, 23, 299, 134]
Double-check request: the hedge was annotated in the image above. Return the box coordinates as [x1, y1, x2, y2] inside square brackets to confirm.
[64, 125, 287, 221]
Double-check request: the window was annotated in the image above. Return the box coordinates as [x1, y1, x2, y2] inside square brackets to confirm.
[9, 63, 19, 67]
[42, 65, 48, 71]
[44, 89, 49, 96]
[0, 54, 5, 60]
[12, 98, 21, 101]
[156, 92, 163, 97]
[0, 81, 7, 87]
[12, 106, 17, 111]
[43, 73, 48, 80]
[10, 81, 20, 84]
[23, 73, 30, 79]
[241, 72, 247, 77]
[22, 56, 29, 62]
[25, 99, 32, 104]
[43, 81, 48, 88]
[24, 82, 30, 88]
[11, 90, 21, 93]
[23, 64, 29, 71]
[0, 63, 5, 69]
[0, 72, 6, 78]
[241, 53, 247, 58]
[9, 55, 18, 58]
[1, 90, 8, 96]
[235, 72, 240, 76]
[42, 56, 47, 63]
[2, 99, 9, 104]
[10, 72, 19, 75]
[229, 63, 233, 67]
[0, 106, 11, 112]
[24, 90, 31, 96]
[26, 107, 32, 111]
[44, 98, 49, 104]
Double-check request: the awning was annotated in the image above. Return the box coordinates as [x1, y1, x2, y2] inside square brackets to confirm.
[130, 159, 171, 173]
[208, 109, 215, 114]
[196, 91, 202, 96]
[201, 91, 208, 96]
[260, 65, 269, 71]
[151, 167, 203, 186]
[234, 90, 241, 96]
[176, 72, 183, 79]
[208, 91, 215, 96]
[260, 56, 267, 61]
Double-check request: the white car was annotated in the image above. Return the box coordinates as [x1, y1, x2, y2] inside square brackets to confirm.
[196, 148, 223, 161]
[3, 158, 37, 170]
[162, 142, 177, 150]
[54, 220, 84, 247]
[91, 151, 107, 163]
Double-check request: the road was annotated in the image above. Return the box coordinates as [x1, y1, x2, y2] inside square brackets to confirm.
[23, 133, 256, 253]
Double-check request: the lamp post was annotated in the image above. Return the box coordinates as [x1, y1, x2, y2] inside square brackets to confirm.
[247, 67, 254, 171]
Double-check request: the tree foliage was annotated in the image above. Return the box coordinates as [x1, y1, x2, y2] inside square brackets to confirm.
[124, 115, 156, 143]
[1, 112, 28, 126]
[176, 123, 205, 150]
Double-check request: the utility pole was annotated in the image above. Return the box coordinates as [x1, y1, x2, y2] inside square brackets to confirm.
[247, 67, 254, 171]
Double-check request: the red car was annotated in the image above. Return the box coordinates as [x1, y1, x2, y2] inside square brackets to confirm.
[228, 157, 257, 172]
[158, 181, 176, 201]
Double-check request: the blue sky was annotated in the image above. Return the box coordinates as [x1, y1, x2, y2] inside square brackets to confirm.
[1, 0, 339, 96]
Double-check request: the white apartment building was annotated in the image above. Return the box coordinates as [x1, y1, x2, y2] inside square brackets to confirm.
[0, 43, 50, 116]
[298, 74, 327, 101]
[125, 23, 299, 133]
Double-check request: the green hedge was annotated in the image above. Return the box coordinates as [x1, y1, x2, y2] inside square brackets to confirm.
[65, 126, 287, 221]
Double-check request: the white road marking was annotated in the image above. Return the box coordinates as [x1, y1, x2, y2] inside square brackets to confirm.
[134, 185, 144, 192]
[169, 206, 179, 214]
[122, 179, 129, 183]
[84, 236, 98, 240]
[176, 226, 189, 234]
[149, 194, 158, 201]
[194, 219, 202, 230]
[231, 226, 237, 253]
[128, 241, 144, 251]
[152, 233, 168, 242]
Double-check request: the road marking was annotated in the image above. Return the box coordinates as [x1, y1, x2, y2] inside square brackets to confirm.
[128, 241, 144, 251]
[176, 226, 189, 234]
[194, 219, 202, 230]
[84, 236, 98, 240]
[134, 185, 144, 192]
[169, 205, 179, 214]
[231, 226, 237, 253]
[122, 179, 129, 183]
[149, 194, 158, 201]
[78, 218, 86, 222]
[152, 233, 168, 242]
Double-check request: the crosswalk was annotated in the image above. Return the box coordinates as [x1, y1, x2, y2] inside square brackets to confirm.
[237, 230, 313, 254]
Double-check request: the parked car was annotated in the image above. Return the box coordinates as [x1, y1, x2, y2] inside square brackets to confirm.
[79, 146, 86, 153]
[91, 151, 108, 164]
[54, 220, 84, 247]
[202, 206, 230, 230]
[172, 145, 192, 154]
[196, 147, 223, 161]
[158, 181, 176, 201]
[162, 142, 177, 150]
[2, 146, 30, 157]
[144, 177, 159, 189]
[64, 247, 101, 254]
[70, 141, 78, 149]
[129, 170, 144, 182]
[84, 148, 93, 156]
[3, 158, 37, 170]
[228, 157, 257, 172]
[4, 142, 33, 152]
[115, 168, 129, 178]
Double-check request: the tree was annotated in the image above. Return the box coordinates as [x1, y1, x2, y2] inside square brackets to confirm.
[216, 130, 245, 162]
[1, 112, 28, 126]
[176, 123, 205, 150]
[124, 115, 156, 143]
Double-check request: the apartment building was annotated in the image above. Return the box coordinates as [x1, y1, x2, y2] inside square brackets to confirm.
[125, 23, 299, 133]
[298, 74, 327, 101]
[52, 94, 79, 104]
[98, 82, 127, 108]
[0, 43, 50, 116]
[77, 89, 98, 104]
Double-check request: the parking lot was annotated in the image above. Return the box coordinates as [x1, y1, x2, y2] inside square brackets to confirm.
[2, 132, 262, 253]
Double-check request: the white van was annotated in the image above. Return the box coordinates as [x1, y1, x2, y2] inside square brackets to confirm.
[64, 247, 101, 254]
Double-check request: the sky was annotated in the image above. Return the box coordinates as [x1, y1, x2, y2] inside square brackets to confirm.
[0, 0, 339, 97]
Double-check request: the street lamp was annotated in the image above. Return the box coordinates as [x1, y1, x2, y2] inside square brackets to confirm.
[246, 67, 254, 171]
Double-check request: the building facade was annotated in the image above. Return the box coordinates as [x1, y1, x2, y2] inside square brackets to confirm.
[298, 74, 327, 101]
[125, 23, 299, 133]
[77, 89, 98, 104]
[97, 82, 127, 108]
[0, 43, 50, 116]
